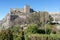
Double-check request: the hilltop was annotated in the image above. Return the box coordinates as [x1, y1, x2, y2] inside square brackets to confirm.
[0, 5, 52, 31]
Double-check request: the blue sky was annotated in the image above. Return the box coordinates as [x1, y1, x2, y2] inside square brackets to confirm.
[0, 0, 60, 20]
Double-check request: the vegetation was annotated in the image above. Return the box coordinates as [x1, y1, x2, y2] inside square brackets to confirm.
[24, 24, 38, 40]
[24, 24, 60, 40]
[0, 26, 22, 40]
[0, 11, 60, 40]
[0, 23, 60, 40]
[27, 12, 50, 26]
[25, 24, 38, 34]
[26, 34, 60, 40]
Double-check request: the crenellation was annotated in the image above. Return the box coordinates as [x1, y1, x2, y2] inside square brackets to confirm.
[16, 8, 24, 13]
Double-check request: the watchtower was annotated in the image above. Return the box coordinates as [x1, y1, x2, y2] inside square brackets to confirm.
[24, 5, 30, 13]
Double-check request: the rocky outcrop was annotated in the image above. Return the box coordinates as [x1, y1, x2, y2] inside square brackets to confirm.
[0, 5, 51, 31]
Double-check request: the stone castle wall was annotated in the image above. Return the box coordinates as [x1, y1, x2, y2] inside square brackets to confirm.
[10, 5, 30, 14]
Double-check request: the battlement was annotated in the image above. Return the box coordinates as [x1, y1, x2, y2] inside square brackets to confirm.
[10, 5, 30, 13]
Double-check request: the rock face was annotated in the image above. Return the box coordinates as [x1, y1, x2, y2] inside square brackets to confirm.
[0, 5, 50, 30]
[49, 12, 60, 23]
[0, 5, 31, 30]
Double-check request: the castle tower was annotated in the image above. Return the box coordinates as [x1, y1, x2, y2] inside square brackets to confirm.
[24, 5, 30, 13]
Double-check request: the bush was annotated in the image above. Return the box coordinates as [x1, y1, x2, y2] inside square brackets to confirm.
[37, 24, 52, 34]
[0, 30, 13, 40]
[25, 34, 60, 40]
[0, 26, 22, 40]
[25, 24, 38, 34]
[45, 24, 52, 34]
[24, 24, 38, 40]
[9, 26, 22, 40]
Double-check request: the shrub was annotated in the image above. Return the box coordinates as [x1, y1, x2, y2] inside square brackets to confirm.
[0, 26, 22, 40]
[25, 34, 60, 40]
[45, 24, 52, 34]
[24, 24, 38, 40]
[25, 24, 38, 34]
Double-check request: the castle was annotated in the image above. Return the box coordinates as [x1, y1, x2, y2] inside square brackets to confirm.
[0, 5, 35, 30]
[10, 5, 30, 14]
[0, 5, 50, 30]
